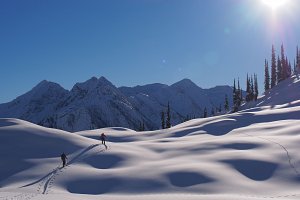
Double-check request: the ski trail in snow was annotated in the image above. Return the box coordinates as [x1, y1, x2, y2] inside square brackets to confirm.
[244, 133, 300, 177]
[41, 143, 106, 195]
[0, 143, 107, 200]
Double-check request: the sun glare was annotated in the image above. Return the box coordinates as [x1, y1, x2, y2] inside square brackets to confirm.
[262, 0, 289, 10]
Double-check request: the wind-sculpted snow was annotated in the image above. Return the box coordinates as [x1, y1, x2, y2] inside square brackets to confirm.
[0, 74, 300, 199]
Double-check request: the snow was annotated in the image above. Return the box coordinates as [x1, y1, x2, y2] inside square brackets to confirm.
[1, 75, 300, 199]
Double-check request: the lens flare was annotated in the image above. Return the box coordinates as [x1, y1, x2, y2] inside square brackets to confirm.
[262, 0, 289, 10]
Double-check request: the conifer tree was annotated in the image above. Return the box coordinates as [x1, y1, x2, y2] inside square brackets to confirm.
[250, 75, 254, 101]
[281, 44, 287, 80]
[277, 55, 282, 83]
[246, 74, 250, 102]
[233, 79, 237, 106]
[203, 107, 207, 118]
[264, 59, 270, 91]
[271, 45, 277, 88]
[218, 104, 222, 113]
[237, 78, 241, 106]
[288, 60, 292, 77]
[224, 94, 229, 111]
[142, 120, 145, 131]
[294, 59, 296, 74]
[254, 74, 258, 101]
[161, 111, 165, 129]
[211, 107, 215, 116]
[296, 46, 300, 72]
[139, 121, 142, 131]
[166, 102, 171, 128]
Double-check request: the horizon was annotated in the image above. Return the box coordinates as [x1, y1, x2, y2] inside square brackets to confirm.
[1, 0, 300, 103]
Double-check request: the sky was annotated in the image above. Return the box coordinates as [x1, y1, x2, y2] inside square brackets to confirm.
[0, 0, 300, 103]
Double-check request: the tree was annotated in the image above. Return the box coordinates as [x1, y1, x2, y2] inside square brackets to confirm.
[264, 59, 270, 92]
[246, 74, 251, 102]
[250, 75, 254, 100]
[211, 107, 215, 116]
[281, 44, 288, 80]
[237, 78, 242, 106]
[271, 45, 277, 88]
[224, 94, 229, 111]
[166, 102, 171, 128]
[138, 120, 145, 131]
[232, 79, 239, 112]
[277, 55, 282, 83]
[233, 79, 237, 106]
[161, 111, 165, 129]
[296, 46, 300, 72]
[288, 60, 292, 77]
[254, 74, 258, 101]
[142, 120, 145, 131]
[203, 107, 207, 118]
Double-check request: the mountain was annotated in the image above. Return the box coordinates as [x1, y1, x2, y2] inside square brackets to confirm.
[120, 79, 235, 124]
[0, 80, 68, 124]
[0, 77, 236, 132]
[0, 74, 300, 199]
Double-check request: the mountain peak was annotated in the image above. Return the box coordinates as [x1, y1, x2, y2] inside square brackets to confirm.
[171, 78, 199, 89]
[32, 80, 66, 93]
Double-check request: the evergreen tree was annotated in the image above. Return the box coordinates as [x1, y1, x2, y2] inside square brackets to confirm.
[224, 94, 229, 111]
[288, 60, 292, 77]
[142, 120, 145, 131]
[250, 75, 254, 101]
[281, 44, 288, 80]
[203, 107, 207, 118]
[264, 59, 270, 91]
[161, 111, 165, 129]
[233, 79, 237, 106]
[254, 74, 258, 101]
[271, 45, 277, 87]
[277, 55, 283, 83]
[139, 120, 145, 131]
[294, 59, 297, 74]
[296, 46, 300, 72]
[218, 104, 222, 113]
[246, 74, 251, 102]
[166, 102, 171, 128]
[232, 79, 239, 112]
[237, 78, 241, 106]
[211, 107, 215, 116]
[295, 46, 300, 73]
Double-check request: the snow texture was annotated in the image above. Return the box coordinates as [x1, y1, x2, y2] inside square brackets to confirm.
[0, 74, 300, 199]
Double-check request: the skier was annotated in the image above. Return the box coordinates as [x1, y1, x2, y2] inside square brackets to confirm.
[60, 152, 68, 168]
[100, 133, 107, 145]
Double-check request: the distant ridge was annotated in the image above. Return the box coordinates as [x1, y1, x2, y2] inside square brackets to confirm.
[0, 77, 235, 132]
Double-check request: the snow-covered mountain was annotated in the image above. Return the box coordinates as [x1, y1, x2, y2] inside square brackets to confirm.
[0, 74, 300, 200]
[0, 80, 69, 124]
[0, 77, 235, 132]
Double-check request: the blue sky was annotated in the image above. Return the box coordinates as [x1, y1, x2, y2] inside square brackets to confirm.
[0, 0, 300, 103]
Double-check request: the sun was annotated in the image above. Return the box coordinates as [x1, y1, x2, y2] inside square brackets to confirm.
[262, 0, 289, 10]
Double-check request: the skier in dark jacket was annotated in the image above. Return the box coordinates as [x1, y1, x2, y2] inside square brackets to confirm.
[60, 153, 68, 167]
[100, 133, 107, 145]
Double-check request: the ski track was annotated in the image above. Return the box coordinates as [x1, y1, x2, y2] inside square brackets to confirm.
[243, 133, 300, 177]
[0, 143, 107, 200]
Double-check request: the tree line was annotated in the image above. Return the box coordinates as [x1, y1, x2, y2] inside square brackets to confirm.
[264, 45, 300, 92]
